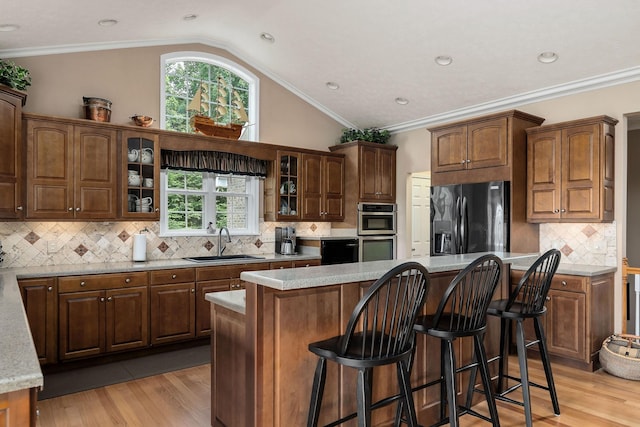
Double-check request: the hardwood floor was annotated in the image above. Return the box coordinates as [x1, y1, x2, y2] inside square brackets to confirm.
[35, 357, 640, 426]
[36, 364, 211, 427]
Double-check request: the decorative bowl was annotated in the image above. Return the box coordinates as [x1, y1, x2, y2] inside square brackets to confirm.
[131, 115, 154, 127]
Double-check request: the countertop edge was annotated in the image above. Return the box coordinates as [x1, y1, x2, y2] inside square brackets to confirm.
[0, 272, 43, 394]
[206, 290, 246, 315]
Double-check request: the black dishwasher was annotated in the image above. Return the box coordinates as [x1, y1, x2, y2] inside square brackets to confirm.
[320, 238, 359, 265]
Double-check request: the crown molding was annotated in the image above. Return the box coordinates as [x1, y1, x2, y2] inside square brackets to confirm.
[386, 66, 640, 133]
[2, 39, 639, 134]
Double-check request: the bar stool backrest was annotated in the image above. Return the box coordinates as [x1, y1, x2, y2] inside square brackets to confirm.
[339, 262, 429, 360]
[506, 249, 561, 314]
[430, 254, 503, 337]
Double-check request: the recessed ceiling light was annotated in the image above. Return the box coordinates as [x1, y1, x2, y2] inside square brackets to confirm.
[183, 14, 198, 21]
[260, 32, 275, 43]
[98, 19, 118, 27]
[395, 97, 409, 105]
[434, 55, 453, 66]
[538, 51, 559, 64]
[0, 24, 20, 32]
[326, 82, 340, 90]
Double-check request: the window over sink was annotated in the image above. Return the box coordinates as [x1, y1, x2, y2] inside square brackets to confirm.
[159, 169, 260, 237]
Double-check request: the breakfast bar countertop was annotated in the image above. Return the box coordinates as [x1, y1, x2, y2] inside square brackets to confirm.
[240, 252, 540, 291]
[0, 272, 43, 394]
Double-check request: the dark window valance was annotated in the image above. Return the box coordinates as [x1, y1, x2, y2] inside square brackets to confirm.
[161, 149, 267, 177]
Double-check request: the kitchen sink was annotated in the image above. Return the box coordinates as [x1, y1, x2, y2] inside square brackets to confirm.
[182, 255, 265, 263]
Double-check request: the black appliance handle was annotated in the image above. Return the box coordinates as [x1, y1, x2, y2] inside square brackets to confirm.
[460, 196, 468, 253]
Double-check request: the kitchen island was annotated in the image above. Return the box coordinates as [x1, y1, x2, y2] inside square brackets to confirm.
[207, 252, 539, 426]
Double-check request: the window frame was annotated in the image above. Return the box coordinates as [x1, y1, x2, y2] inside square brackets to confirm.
[159, 169, 261, 237]
[160, 51, 260, 141]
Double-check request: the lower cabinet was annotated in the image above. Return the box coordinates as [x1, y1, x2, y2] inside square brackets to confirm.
[18, 278, 58, 365]
[58, 272, 148, 360]
[510, 271, 613, 371]
[149, 269, 196, 345]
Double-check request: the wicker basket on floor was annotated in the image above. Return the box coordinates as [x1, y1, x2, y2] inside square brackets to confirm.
[600, 334, 640, 380]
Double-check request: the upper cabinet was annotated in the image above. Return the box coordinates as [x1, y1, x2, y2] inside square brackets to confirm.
[526, 116, 617, 223]
[300, 153, 345, 221]
[121, 130, 160, 219]
[429, 110, 545, 186]
[330, 140, 398, 203]
[24, 115, 118, 219]
[275, 151, 301, 220]
[0, 85, 27, 219]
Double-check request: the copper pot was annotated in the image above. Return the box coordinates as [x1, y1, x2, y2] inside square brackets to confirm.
[83, 96, 112, 122]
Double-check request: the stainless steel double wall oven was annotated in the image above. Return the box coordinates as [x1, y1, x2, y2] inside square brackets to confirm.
[357, 203, 397, 262]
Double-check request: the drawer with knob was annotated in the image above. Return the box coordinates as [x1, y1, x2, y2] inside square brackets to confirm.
[150, 268, 196, 285]
[550, 274, 587, 293]
[58, 272, 147, 292]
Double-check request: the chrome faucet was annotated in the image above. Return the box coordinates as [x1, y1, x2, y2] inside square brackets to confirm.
[218, 227, 231, 256]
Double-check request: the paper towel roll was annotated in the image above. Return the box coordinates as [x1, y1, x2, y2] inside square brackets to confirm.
[132, 234, 147, 262]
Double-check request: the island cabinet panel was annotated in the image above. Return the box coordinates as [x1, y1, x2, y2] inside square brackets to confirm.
[18, 277, 58, 365]
[222, 268, 509, 426]
[211, 304, 247, 427]
[0, 389, 34, 427]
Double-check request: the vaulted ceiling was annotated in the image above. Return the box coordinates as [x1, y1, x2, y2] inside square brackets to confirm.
[2, 0, 640, 131]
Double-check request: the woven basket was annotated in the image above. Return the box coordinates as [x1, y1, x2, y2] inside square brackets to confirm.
[600, 334, 640, 380]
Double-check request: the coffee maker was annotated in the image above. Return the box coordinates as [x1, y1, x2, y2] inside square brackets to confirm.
[275, 226, 296, 255]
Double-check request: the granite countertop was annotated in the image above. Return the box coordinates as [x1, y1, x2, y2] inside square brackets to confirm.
[206, 290, 246, 315]
[511, 262, 616, 277]
[0, 272, 43, 394]
[9, 253, 321, 279]
[240, 252, 540, 291]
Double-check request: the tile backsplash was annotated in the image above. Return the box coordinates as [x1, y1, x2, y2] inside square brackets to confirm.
[539, 222, 616, 267]
[0, 221, 331, 268]
[0, 220, 616, 268]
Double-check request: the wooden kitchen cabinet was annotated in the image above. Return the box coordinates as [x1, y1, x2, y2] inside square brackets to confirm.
[300, 153, 344, 221]
[429, 110, 545, 186]
[0, 85, 27, 219]
[150, 268, 197, 345]
[510, 270, 613, 371]
[121, 130, 160, 219]
[526, 116, 617, 222]
[18, 277, 58, 365]
[58, 272, 148, 360]
[274, 151, 300, 220]
[24, 115, 118, 219]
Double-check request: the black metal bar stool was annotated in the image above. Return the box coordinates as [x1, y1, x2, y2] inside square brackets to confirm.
[306, 262, 430, 427]
[410, 254, 503, 427]
[478, 249, 561, 427]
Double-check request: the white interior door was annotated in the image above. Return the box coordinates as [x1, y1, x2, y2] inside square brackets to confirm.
[410, 174, 430, 257]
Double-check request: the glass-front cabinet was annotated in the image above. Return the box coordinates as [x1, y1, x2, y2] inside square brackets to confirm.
[121, 130, 160, 219]
[277, 151, 300, 220]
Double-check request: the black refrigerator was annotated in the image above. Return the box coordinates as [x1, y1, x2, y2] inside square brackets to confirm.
[431, 181, 509, 256]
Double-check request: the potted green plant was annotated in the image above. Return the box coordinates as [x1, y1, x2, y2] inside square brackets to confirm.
[339, 127, 390, 144]
[0, 59, 31, 91]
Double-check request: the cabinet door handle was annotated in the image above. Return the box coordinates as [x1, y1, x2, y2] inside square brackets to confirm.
[553, 209, 560, 213]
[107, 296, 112, 302]
[76, 207, 81, 212]
[68, 207, 74, 211]
[546, 296, 551, 301]
[155, 208, 159, 212]
[16, 206, 23, 211]
[172, 274, 177, 279]
[191, 288, 195, 293]
[47, 286, 53, 292]
[466, 159, 471, 163]
[561, 280, 567, 287]
[100, 297, 105, 302]
[560, 209, 566, 213]
[461, 160, 466, 164]
[80, 281, 86, 287]
[125, 278, 131, 283]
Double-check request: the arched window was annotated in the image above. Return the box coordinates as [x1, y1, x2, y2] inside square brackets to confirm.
[160, 52, 259, 141]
